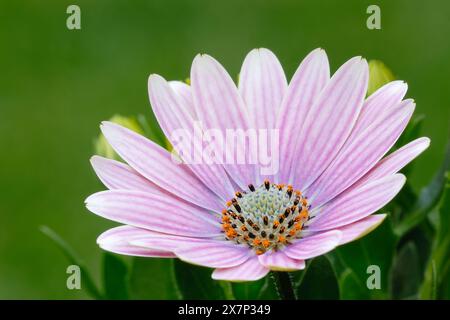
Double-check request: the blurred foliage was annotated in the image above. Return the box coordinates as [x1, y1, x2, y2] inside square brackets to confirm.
[40, 226, 103, 299]
[103, 252, 129, 299]
[128, 258, 180, 299]
[331, 218, 398, 299]
[367, 60, 395, 96]
[420, 173, 450, 299]
[390, 242, 421, 299]
[232, 277, 278, 300]
[174, 260, 232, 299]
[294, 256, 340, 300]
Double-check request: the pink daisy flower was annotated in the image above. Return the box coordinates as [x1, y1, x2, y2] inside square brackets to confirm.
[86, 48, 429, 281]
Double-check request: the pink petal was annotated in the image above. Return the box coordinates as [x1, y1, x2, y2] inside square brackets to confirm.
[212, 257, 269, 281]
[85, 190, 221, 237]
[353, 80, 408, 134]
[168, 81, 196, 117]
[307, 99, 415, 207]
[307, 174, 405, 231]
[130, 234, 206, 252]
[174, 240, 252, 268]
[355, 137, 430, 187]
[97, 225, 175, 257]
[336, 214, 387, 245]
[148, 74, 235, 201]
[283, 230, 342, 260]
[191, 54, 255, 189]
[275, 48, 330, 184]
[258, 251, 305, 271]
[238, 48, 288, 185]
[239, 48, 287, 130]
[292, 57, 369, 190]
[90, 156, 167, 195]
[100, 121, 223, 212]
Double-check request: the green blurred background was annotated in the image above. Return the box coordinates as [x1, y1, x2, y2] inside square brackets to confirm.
[0, 0, 449, 299]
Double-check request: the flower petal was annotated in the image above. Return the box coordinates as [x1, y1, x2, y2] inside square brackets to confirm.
[356, 137, 430, 186]
[168, 80, 196, 117]
[353, 80, 408, 134]
[239, 48, 287, 130]
[292, 56, 369, 190]
[212, 256, 269, 281]
[191, 54, 255, 189]
[307, 174, 405, 231]
[90, 155, 167, 195]
[85, 190, 221, 237]
[148, 74, 235, 201]
[97, 225, 175, 257]
[276, 48, 330, 183]
[336, 214, 387, 245]
[307, 99, 415, 207]
[130, 234, 206, 252]
[258, 251, 305, 271]
[283, 230, 342, 260]
[174, 240, 252, 268]
[100, 121, 222, 212]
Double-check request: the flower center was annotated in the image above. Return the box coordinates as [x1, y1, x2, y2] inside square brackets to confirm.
[221, 180, 310, 255]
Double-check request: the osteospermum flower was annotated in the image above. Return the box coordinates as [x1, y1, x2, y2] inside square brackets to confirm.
[86, 48, 430, 281]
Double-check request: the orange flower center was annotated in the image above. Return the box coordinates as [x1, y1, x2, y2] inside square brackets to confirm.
[221, 180, 310, 254]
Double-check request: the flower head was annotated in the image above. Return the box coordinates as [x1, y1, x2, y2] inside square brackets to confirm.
[86, 48, 430, 281]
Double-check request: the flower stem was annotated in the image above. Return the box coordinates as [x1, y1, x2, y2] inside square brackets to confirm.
[271, 271, 296, 300]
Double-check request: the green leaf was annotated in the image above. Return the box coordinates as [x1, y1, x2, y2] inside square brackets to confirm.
[436, 172, 450, 243]
[421, 260, 438, 300]
[103, 252, 129, 300]
[232, 282, 260, 300]
[394, 141, 450, 237]
[295, 256, 339, 300]
[129, 257, 181, 299]
[367, 60, 395, 96]
[439, 263, 450, 299]
[40, 226, 103, 299]
[420, 172, 450, 299]
[219, 281, 235, 300]
[232, 277, 278, 300]
[232, 279, 265, 300]
[390, 182, 418, 222]
[389, 242, 421, 299]
[431, 260, 438, 300]
[173, 260, 228, 299]
[332, 216, 398, 299]
[339, 269, 370, 299]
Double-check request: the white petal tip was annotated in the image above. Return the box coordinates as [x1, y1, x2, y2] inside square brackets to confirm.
[100, 121, 115, 129]
[400, 80, 408, 87]
[193, 53, 212, 63]
[394, 173, 407, 187]
[90, 155, 101, 163]
[309, 47, 327, 58]
[311, 47, 325, 54]
[85, 192, 104, 206]
[421, 137, 431, 147]
[100, 121, 125, 140]
[360, 58, 369, 70]
[89, 155, 113, 171]
[148, 73, 165, 84]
